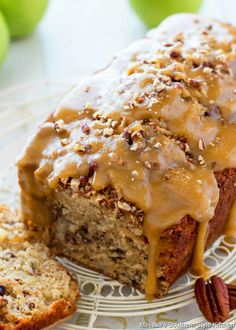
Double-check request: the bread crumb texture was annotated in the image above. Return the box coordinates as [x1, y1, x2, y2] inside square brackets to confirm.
[0, 206, 79, 330]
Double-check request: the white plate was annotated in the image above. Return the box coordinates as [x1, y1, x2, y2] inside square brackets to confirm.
[0, 80, 235, 330]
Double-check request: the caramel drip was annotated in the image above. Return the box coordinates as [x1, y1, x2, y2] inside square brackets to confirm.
[17, 14, 236, 299]
[225, 199, 236, 237]
[144, 229, 161, 301]
[191, 222, 210, 278]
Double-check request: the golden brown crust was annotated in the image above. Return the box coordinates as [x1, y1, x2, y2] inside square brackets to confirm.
[0, 300, 76, 330]
[207, 169, 236, 245]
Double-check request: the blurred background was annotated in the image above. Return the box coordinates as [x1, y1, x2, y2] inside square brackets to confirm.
[0, 0, 235, 90]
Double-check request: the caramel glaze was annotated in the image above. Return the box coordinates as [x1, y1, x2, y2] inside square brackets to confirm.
[18, 14, 236, 299]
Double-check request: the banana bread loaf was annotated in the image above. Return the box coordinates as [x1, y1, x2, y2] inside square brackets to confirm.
[18, 14, 236, 299]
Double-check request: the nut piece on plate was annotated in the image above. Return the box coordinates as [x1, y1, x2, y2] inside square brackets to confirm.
[0, 205, 80, 330]
[194, 276, 236, 323]
[227, 284, 236, 310]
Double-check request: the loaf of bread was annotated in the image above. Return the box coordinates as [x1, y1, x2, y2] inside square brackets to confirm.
[0, 206, 79, 330]
[18, 14, 236, 299]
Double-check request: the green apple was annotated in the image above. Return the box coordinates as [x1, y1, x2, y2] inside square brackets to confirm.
[0, 0, 48, 38]
[129, 0, 203, 28]
[0, 10, 9, 68]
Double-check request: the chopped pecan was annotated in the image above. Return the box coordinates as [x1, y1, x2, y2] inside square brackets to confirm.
[54, 119, 66, 133]
[124, 130, 133, 145]
[28, 302, 35, 310]
[88, 161, 98, 177]
[194, 276, 230, 323]
[202, 61, 215, 69]
[188, 78, 201, 88]
[81, 123, 90, 134]
[164, 43, 173, 47]
[170, 49, 183, 60]
[204, 105, 221, 119]
[79, 176, 88, 186]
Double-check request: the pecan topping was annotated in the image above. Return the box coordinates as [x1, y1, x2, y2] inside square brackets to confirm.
[188, 78, 201, 88]
[124, 130, 133, 145]
[82, 123, 90, 134]
[170, 49, 183, 60]
[194, 276, 230, 323]
[205, 104, 221, 119]
[79, 176, 89, 186]
[28, 302, 36, 310]
[88, 161, 98, 177]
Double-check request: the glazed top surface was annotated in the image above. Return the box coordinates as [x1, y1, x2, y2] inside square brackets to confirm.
[18, 14, 236, 297]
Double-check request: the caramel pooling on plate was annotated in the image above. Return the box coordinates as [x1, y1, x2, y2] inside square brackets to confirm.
[18, 14, 236, 299]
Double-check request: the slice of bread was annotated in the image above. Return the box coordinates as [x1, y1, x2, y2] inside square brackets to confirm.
[0, 205, 26, 243]
[0, 206, 79, 330]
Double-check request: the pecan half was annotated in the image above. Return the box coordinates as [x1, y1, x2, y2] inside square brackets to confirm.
[194, 276, 230, 323]
[227, 284, 236, 310]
